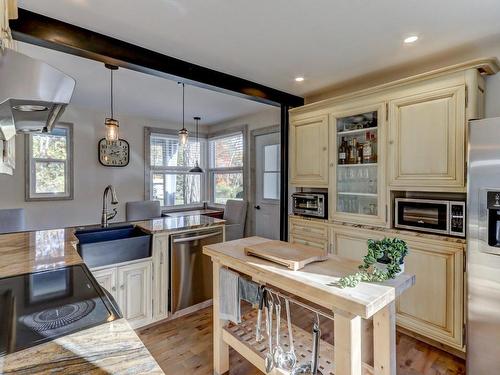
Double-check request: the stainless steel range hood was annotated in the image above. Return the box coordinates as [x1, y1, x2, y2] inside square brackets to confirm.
[0, 48, 75, 140]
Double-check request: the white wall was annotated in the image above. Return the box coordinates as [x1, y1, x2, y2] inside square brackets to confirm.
[0, 105, 196, 230]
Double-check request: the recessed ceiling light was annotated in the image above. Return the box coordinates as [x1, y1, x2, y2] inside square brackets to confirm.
[404, 35, 419, 44]
[294, 77, 305, 82]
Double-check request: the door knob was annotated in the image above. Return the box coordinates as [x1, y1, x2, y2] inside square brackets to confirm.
[254, 205, 261, 210]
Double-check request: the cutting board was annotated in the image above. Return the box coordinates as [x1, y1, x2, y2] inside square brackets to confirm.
[244, 240, 328, 271]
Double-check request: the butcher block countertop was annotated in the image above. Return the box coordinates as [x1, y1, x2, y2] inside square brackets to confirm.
[204, 236, 415, 319]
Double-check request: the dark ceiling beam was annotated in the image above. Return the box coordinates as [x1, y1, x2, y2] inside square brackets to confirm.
[10, 8, 304, 108]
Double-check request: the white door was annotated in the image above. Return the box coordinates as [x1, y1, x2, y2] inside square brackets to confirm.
[254, 131, 281, 239]
[92, 267, 118, 300]
[117, 261, 152, 328]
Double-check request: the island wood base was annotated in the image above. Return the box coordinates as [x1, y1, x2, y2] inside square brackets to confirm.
[204, 237, 414, 375]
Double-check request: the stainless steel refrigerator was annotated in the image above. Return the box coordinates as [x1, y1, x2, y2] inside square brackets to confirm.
[467, 117, 500, 373]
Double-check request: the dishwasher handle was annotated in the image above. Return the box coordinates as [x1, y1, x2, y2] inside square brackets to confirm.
[172, 231, 222, 243]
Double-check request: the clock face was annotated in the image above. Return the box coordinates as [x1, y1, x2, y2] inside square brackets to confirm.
[98, 138, 130, 167]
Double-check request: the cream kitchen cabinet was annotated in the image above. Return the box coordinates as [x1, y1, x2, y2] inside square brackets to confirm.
[91, 259, 153, 329]
[329, 101, 388, 227]
[388, 84, 466, 191]
[290, 114, 329, 187]
[396, 236, 465, 351]
[117, 261, 153, 328]
[288, 216, 329, 253]
[329, 224, 384, 261]
[152, 234, 169, 321]
[93, 267, 118, 299]
[330, 224, 465, 351]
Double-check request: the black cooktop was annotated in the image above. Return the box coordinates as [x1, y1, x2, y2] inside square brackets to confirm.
[0, 265, 121, 356]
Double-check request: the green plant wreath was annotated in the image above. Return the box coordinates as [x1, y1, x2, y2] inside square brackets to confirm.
[336, 237, 408, 288]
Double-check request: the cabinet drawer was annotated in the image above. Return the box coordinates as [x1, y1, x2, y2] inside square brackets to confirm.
[289, 234, 329, 253]
[289, 219, 328, 239]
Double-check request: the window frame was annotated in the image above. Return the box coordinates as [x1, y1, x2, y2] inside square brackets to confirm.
[207, 127, 247, 207]
[145, 127, 207, 209]
[25, 122, 74, 202]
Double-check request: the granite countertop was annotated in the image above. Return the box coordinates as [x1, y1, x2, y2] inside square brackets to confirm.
[164, 208, 223, 217]
[0, 319, 163, 374]
[137, 214, 225, 233]
[0, 228, 81, 279]
[289, 214, 467, 244]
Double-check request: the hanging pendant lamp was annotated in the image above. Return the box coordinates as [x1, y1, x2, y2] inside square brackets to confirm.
[178, 83, 189, 145]
[189, 116, 204, 173]
[104, 64, 119, 142]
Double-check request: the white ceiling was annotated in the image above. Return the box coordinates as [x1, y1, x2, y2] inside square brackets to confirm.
[17, 42, 271, 125]
[17, 0, 500, 97]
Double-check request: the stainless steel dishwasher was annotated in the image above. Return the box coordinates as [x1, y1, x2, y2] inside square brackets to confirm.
[169, 227, 224, 314]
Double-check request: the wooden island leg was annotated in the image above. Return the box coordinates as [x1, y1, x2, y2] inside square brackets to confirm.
[334, 311, 362, 375]
[373, 301, 396, 375]
[212, 260, 229, 375]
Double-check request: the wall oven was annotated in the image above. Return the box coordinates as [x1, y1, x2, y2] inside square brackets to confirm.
[395, 198, 465, 237]
[291, 192, 328, 219]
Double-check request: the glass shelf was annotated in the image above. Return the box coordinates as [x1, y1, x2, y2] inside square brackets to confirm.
[336, 109, 379, 217]
[337, 127, 377, 136]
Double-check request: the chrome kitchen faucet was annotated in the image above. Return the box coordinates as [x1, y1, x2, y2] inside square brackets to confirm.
[101, 185, 118, 227]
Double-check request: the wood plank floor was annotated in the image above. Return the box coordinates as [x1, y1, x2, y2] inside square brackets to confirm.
[138, 307, 465, 375]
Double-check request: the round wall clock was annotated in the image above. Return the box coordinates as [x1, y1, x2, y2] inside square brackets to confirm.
[98, 138, 130, 167]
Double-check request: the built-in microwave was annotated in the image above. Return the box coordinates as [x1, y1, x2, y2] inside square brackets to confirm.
[291, 192, 328, 219]
[395, 198, 465, 237]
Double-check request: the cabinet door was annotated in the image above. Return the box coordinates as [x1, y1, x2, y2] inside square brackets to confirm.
[396, 238, 464, 350]
[330, 225, 384, 261]
[289, 234, 329, 253]
[153, 234, 169, 321]
[290, 114, 329, 187]
[330, 102, 387, 226]
[92, 267, 117, 300]
[388, 85, 466, 191]
[118, 261, 153, 328]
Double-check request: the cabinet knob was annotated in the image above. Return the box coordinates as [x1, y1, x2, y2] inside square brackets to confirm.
[329, 163, 334, 167]
[389, 140, 394, 145]
[112, 286, 116, 291]
[323, 147, 327, 151]
[120, 284, 124, 290]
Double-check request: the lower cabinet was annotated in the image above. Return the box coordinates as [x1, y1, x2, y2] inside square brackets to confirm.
[288, 217, 329, 253]
[153, 234, 169, 321]
[92, 260, 153, 329]
[395, 237, 464, 350]
[330, 224, 465, 351]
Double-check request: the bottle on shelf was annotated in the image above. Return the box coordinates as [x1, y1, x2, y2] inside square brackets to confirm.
[363, 132, 372, 163]
[338, 136, 347, 164]
[349, 138, 357, 164]
[356, 138, 364, 164]
[371, 132, 378, 162]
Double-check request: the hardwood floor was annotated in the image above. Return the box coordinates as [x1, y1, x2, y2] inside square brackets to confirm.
[138, 307, 465, 375]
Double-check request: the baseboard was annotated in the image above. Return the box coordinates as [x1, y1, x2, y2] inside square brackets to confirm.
[397, 326, 466, 360]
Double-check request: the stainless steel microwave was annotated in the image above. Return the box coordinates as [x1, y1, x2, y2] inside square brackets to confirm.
[395, 198, 465, 237]
[291, 192, 328, 219]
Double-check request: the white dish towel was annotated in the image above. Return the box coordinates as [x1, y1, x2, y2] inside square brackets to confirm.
[219, 267, 241, 324]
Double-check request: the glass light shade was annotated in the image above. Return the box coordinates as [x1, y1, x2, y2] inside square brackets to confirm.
[105, 118, 119, 142]
[178, 128, 189, 145]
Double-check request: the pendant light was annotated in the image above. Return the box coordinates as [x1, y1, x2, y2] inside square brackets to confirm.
[178, 83, 189, 145]
[104, 64, 119, 142]
[189, 116, 204, 173]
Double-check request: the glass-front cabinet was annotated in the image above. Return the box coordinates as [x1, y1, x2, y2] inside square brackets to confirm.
[329, 102, 387, 226]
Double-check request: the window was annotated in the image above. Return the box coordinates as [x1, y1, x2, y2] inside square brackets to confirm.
[148, 132, 203, 207]
[209, 132, 244, 205]
[263, 144, 280, 200]
[26, 124, 73, 201]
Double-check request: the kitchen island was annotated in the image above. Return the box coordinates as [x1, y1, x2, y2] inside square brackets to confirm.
[0, 214, 225, 374]
[203, 237, 415, 375]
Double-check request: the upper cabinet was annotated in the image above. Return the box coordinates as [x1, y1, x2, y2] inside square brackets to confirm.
[329, 101, 387, 226]
[388, 84, 466, 191]
[290, 114, 329, 187]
